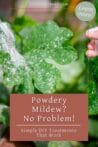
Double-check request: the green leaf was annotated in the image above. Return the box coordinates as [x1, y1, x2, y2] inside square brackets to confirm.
[20, 21, 73, 54]
[23, 21, 85, 93]
[12, 16, 37, 32]
[0, 104, 9, 126]
[0, 22, 34, 93]
[12, 16, 37, 54]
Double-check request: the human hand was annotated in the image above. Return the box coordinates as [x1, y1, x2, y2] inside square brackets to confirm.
[86, 27, 98, 58]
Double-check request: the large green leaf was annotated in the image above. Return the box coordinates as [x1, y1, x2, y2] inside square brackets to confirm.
[0, 22, 34, 93]
[22, 21, 85, 93]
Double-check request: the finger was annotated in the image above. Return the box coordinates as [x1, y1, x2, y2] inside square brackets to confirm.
[88, 40, 95, 50]
[86, 27, 98, 39]
[86, 50, 97, 58]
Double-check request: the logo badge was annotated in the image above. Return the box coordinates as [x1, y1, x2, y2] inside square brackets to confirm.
[75, 2, 96, 21]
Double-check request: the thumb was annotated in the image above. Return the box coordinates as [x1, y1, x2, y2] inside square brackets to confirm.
[86, 27, 98, 39]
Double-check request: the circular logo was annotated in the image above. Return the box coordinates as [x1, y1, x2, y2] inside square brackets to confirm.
[75, 2, 96, 21]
